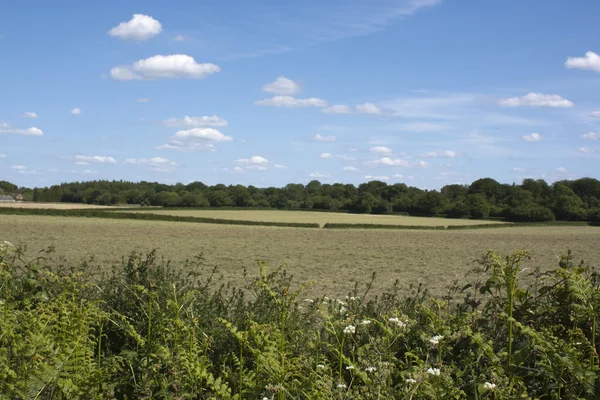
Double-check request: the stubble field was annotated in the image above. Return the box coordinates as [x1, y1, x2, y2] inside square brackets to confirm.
[122, 208, 506, 227]
[0, 202, 117, 209]
[1, 214, 598, 295]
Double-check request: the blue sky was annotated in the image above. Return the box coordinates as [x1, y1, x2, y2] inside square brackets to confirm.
[1, 0, 600, 189]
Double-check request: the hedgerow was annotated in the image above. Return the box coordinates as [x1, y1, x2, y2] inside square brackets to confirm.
[1, 242, 598, 399]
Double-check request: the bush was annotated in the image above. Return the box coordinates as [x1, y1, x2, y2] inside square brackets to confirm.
[1, 244, 599, 398]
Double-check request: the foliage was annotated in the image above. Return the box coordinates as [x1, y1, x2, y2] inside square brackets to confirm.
[1, 243, 599, 399]
[9, 176, 600, 222]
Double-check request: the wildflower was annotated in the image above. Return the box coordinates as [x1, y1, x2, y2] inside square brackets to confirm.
[389, 317, 407, 329]
[365, 366, 377, 373]
[483, 382, 496, 391]
[304, 298, 314, 303]
[429, 335, 444, 346]
[427, 367, 441, 376]
[337, 383, 347, 389]
[345, 365, 355, 370]
[339, 307, 347, 314]
[343, 325, 356, 334]
[360, 319, 371, 325]
[406, 378, 417, 384]
[317, 364, 325, 369]
[337, 299, 346, 305]
[324, 296, 330, 301]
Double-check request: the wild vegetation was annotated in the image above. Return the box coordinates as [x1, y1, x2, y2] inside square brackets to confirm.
[1, 241, 598, 399]
[4, 176, 600, 223]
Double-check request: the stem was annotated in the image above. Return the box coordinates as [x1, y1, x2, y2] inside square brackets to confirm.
[339, 334, 346, 383]
[97, 322, 103, 395]
[592, 313, 597, 369]
[239, 343, 244, 399]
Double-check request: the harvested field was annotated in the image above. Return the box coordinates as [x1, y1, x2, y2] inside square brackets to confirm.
[1, 214, 598, 296]
[0, 202, 118, 209]
[123, 209, 505, 227]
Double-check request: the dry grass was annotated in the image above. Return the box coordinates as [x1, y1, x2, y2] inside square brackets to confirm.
[125, 209, 505, 227]
[0, 202, 117, 209]
[1, 214, 598, 296]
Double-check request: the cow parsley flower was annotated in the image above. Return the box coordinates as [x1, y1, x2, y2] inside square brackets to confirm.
[483, 382, 496, 390]
[343, 325, 356, 334]
[337, 383, 347, 389]
[304, 298, 314, 303]
[427, 367, 441, 376]
[360, 319, 371, 325]
[389, 317, 407, 329]
[317, 364, 325, 369]
[429, 335, 444, 346]
[365, 366, 377, 373]
[345, 365, 354, 370]
[406, 378, 417, 384]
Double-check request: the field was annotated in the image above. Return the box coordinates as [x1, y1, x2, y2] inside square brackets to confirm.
[0, 202, 117, 209]
[1, 214, 598, 295]
[123, 208, 506, 227]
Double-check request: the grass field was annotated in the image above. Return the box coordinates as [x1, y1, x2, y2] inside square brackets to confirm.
[2, 214, 598, 295]
[123, 209, 506, 227]
[0, 202, 117, 209]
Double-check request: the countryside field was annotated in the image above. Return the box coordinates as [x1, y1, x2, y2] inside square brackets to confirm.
[123, 208, 506, 227]
[1, 213, 598, 295]
[0, 202, 118, 209]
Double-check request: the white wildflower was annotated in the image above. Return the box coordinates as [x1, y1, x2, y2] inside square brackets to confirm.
[345, 365, 354, 370]
[337, 383, 347, 389]
[427, 367, 441, 376]
[483, 382, 496, 390]
[365, 366, 377, 373]
[429, 335, 444, 346]
[337, 299, 346, 305]
[360, 319, 371, 326]
[304, 298, 314, 303]
[339, 306, 347, 314]
[406, 378, 417, 384]
[389, 317, 407, 329]
[317, 364, 325, 369]
[324, 296, 330, 300]
[343, 325, 356, 334]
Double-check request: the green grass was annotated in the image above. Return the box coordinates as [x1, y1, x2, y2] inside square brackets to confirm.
[1, 214, 599, 296]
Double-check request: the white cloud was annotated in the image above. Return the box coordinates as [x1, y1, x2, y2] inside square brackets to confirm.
[11, 165, 38, 175]
[157, 128, 233, 151]
[235, 156, 269, 165]
[136, 98, 149, 103]
[108, 14, 162, 41]
[262, 76, 301, 95]
[255, 96, 327, 108]
[173, 34, 186, 42]
[364, 175, 389, 181]
[23, 112, 38, 118]
[75, 155, 117, 164]
[125, 157, 176, 166]
[111, 54, 220, 80]
[309, 172, 330, 178]
[320, 153, 332, 159]
[71, 108, 81, 115]
[314, 134, 336, 142]
[322, 105, 351, 114]
[367, 157, 428, 168]
[421, 150, 458, 158]
[0, 123, 43, 136]
[512, 167, 527, 173]
[162, 115, 228, 128]
[356, 102, 382, 115]
[565, 51, 600, 73]
[274, 164, 287, 169]
[522, 133, 542, 142]
[498, 93, 574, 108]
[556, 167, 567, 173]
[370, 146, 392, 155]
[578, 147, 595, 153]
[591, 111, 600, 118]
[343, 166, 359, 172]
[581, 132, 600, 140]
[392, 173, 403, 178]
[0, 154, 6, 158]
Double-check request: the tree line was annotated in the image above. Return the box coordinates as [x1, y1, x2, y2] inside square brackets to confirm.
[4, 177, 600, 222]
